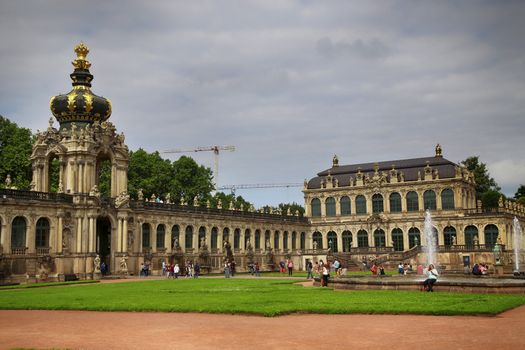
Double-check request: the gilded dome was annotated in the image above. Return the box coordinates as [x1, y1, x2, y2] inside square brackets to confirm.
[50, 43, 112, 127]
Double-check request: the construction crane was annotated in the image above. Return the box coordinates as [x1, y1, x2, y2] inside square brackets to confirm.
[163, 145, 235, 187]
[217, 183, 303, 195]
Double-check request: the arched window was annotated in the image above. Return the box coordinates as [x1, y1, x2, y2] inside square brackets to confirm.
[340, 196, 351, 216]
[245, 229, 251, 249]
[292, 231, 297, 250]
[406, 191, 419, 212]
[142, 223, 151, 249]
[464, 225, 478, 248]
[392, 228, 403, 251]
[255, 229, 261, 249]
[325, 197, 336, 217]
[11, 217, 27, 249]
[408, 227, 421, 248]
[356, 195, 367, 215]
[441, 189, 455, 210]
[211, 227, 218, 249]
[342, 231, 352, 252]
[223, 228, 230, 244]
[311, 198, 321, 217]
[156, 224, 165, 249]
[444, 226, 456, 247]
[234, 228, 241, 249]
[357, 230, 368, 247]
[484, 224, 499, 248]
[283, 231, 289, 250]
[274, 231, 280, 250]
[374, 229, 385, 247]
[199, 226, 206, 248]
[185, 226, 193, 249]
[372, 194, 384, 213]
[300, 232, 306, 250]
[327, 231, 338, 252]
[35, 218, 50, 248]
[171, 225, 180, 248]
[389, 192, 402, 213]
[312, 231, 323, 249]
[423, 190, 437, 210]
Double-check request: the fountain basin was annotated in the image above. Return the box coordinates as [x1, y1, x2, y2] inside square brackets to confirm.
[314, 276, 525, 294]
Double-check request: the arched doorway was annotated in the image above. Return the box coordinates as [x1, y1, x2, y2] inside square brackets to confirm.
[96, 217, 112, 274]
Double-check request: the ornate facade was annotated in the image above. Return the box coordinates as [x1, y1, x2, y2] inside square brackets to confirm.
[303, 149, 525, 270]
[0, 44, 524, 283]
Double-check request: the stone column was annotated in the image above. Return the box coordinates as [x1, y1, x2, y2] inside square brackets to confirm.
[88, 216, 94, 252]
[418, 191, 424, 212]
[57, 215, 63, 254]
[151, 223, 158, 253]
[240, 230, 245, 251]
[320, 198, 326, 217]
[217, 228, 223, 252]
[335, 197, 341, 216]
[336, 231, 343, 253]
[76, 217, 82, 253]
[366, 194, 372, 215]
[180, 225, 186, 252]
[403, 229, 410, 250]
[26, 218, 36, 253]
[436, 189, 443, 210]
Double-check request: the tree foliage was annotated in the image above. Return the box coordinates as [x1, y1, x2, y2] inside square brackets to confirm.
[515, 184, 525, 206]
[261, 202, 304, 216]
[461, 156, 501, 197]
[0, 116, 33, 189]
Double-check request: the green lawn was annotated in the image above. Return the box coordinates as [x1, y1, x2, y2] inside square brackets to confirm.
[0, 280, 99, 290]
[0, 278, 523, 317]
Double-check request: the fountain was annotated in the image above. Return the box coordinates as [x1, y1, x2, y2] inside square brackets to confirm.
[424, 210, 437, 267]
[513, 217, 523, 275]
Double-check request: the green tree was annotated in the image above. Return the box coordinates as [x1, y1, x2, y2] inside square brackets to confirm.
[170, 156, 214, 204]
[0, 116, 33, 190]
[461, 156, 501, 197]
[481, 190, 502, 209]
[278, 202, 305, 217]
[127, 148, 173, 200]
[515, 184, 525, 206]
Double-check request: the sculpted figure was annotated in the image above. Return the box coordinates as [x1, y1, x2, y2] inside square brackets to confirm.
[5, 174, 12, 188]
[137, 188, 144, 201]
[94, 255, 101, 273]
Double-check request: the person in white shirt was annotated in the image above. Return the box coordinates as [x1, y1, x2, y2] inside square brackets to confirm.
[423, 264, 439, 292]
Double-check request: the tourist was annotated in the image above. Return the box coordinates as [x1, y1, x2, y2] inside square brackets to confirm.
[479, 263, 488, 275]
[224, 262, 231, 278]
[230, 260, 236, 277]
[423, 264, 439, 292]
[322, 264, 329, 287]
[194, 262, 200, 278]
[162, 260, 166, 277]
[101, 262, 107, 275]
[168, 263, 174, 278]
[306, 260, 314, 279]
[379, 264, 385, 276]
[472, 263, 481, 275]
[139, 262, 145, 277]
[333, 259, 341, 277]
[287, 259, 294, 276]
[370, 262, 378, 276]
[398, 262, 404, 275]
[254, 262, 260, 277]
[173, 264, 180, 279]
[279, 260, 286, 273]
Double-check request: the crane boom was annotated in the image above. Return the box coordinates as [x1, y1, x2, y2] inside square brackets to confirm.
[217, 183, 303, 193]
[162, 145, 235, 188]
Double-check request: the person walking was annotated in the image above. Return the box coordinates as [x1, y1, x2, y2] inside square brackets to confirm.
[173, 264, 180, 279]
[287, 259, 294, 276]
[322, 264, 329, 287]
[306, 260, 314, 279]
[224, 261, 231, 278]
[423, 264, 439, 292]
[254, 262, 261, 277]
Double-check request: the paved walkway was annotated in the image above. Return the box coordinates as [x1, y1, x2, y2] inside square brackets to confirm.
[1, 277, 524, 349]
[1, 305, 524, 349]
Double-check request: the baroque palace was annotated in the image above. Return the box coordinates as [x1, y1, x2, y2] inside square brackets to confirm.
[0, 44, 524, 282]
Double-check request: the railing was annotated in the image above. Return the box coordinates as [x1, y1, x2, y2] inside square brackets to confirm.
[36, 247, 51, 255]
[349, 247, 394, 254]
[131, 201, 309, 224]
[11, 247, 28, 255]
[0, 189, 73, 203]
[436, 244, 504, 253]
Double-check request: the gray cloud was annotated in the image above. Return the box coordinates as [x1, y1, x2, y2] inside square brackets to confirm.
[1, 0, 524, 207]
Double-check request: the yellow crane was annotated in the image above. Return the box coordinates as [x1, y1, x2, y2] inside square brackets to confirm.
[163, 145, 235, 187]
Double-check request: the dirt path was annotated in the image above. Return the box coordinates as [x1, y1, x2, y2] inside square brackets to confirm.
[1, 305, 524, 350]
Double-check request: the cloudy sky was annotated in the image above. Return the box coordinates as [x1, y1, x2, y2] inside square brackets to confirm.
[1, 0, 524, 207]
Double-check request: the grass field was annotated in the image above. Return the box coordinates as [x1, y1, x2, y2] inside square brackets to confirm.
[0, 278, 524, 317]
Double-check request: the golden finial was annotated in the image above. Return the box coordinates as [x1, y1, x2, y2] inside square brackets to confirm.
[72, 42, 91, 69]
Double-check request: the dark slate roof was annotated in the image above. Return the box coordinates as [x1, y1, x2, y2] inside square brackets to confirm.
[307, 156, 458, 190]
